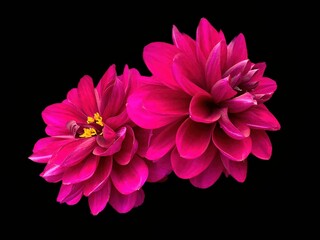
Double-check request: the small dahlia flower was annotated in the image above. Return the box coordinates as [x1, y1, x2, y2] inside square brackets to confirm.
[127, 18, 280, 188]
[29, 65, 171, 215]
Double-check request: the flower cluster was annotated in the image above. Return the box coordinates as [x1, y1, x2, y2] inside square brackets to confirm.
[29, 18, 280, 215]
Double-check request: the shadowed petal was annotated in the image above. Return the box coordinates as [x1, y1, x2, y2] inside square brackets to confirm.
[114, 126, 138, 165]
[146, 152, 172, 182]
[212, 127, 252, 161]
[96, 64, 117, 96]
[252, 77, 277, 103]
[109, 187, 140, 214]
[223, 92, 257, 113]
[134, 189, 145, 207]
[57, 184, 83, 205]
[221, 155, 247, 182]
[171, 143, 217, 179]
[190, 154, 223, 188]
[111, 155, 148, 195]
[210, 77, 237, 103]
[250, 130, 272, 160]
[88, 180, 111, 215]
[176, 118, 213, 159]
[77, 75, 99, 116]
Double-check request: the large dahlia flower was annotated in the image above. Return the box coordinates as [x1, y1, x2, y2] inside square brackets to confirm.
[127, 18, 280, 188]
[29, 65, 171, 215]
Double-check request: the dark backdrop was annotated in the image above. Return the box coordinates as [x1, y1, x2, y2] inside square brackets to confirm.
[5, 2, 308, 236]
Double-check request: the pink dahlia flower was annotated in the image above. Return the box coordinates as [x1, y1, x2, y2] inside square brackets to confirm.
[127, 18, 280, 188]
[29, 65, 171, 215]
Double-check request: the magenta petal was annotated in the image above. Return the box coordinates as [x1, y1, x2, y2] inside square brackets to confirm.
[219, 109, 249, 140]
[210, 77, 237, 103]
[171, 143, 217, 179]
[146, 153, 172, 182]
[221, 155, 247, 182]
[88, 180, 111, 215]
[212, 127, 252, 161]
[83, 157, 112, 196]
[196, 18, 224, 59]
[226, 33, 248, 69]
[95, 124, 117, 148]
[77, 75, 99, 116]
[109, 187, 139, 214]
[62, 154, 99, 185]
[176, 118, 213, 159]
[111, 155, 148, 195]
[224, 92, 257, 113]
[96, 64, 117, 96]
[172, 25, 196, 57]
[127, 89, 183, 129]
[237, 104, 280, 131]
[134, 128, 152, 158]
[66, 88, 81, 110]
[134, 189, 145, 207]
[143, 42, 180, 89]
[105, 109, 129, 130]
[250, 130, 272, 160]
[190, 154, 223, 188]
[114, 126, 137, 165]
[145, 121, 181, 160]
[205, 41, 224, 89]
[189, 93, 221, 123]
[252, 77, 277, 103]
[93, 127, 126, 156]
[57, 184, 83, 204]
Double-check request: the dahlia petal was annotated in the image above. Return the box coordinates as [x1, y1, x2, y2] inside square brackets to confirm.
[114, 126, 137, 165]
[109, 187, 139, 214]
[223, 60, 250, 80]
[65, 191, 82, 205]
[226, 33, 248, 69]
[66, 88, 81, 109]
[250, 130, 272, 160]
[190, 154, 223, 188]
[133, 128, 152, 157]
[210, 77, 237, 103]
[252, 77, 277, 103]
[88, 180, 111, 215]
[42, 103, 85, 129]
[172, 53, 207, 95]
[40, 163, 64, 181]
[96, 64, 117, 96]
[95, 124, 117, 148]
[143, 42, 180, 89]
[111, 155, 148, 195]
[189, 93, 221, 123]
[146, 152, 172, 182]
[77, 75, 99, 116]
[224, 92, 257, 113]
[127, 90, 183, 129]
[171, 143, 217, 179]
[83, 157, 112, 196]
[221, 155, 247, 182]
[172, 25, 196, 57]
[105, 109, 129, 130]
[45, 125, 70, 136]
[237, 104, 280, 130]
[196, 18, 224, 58]
[212, 127, 252, 161]
[57, 184, 83, 204]
[93, 127, 126, 156]
[62, 154, 99, 185]
[219, 108, 248, 140]
[176, 118, 213, 159]
[145, 120, 181, 160]
[134, 189, 145, 207]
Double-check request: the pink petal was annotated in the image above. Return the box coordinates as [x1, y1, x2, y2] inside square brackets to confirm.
[134, 189, 145, 207]
[114, 126, 137, 165]
[127, 88, 185, 129]
[77, 75, 99, 116]
[196, 18, 224, 59]
[143, 42, 180, 89]
[105, 108, 129, 130]
[250, 130, 272, 160]
[223, 92, 257, 113]
[237, 104, 280, 131]
[172, 53, 207, 95]
[57, 184, 83, 204]
[111, 155, 148, 195]
[96, 64, 117, 97]
[146, 153, 172, 182]
[93, 127, 126, 156]
[221, 155, 247, 182]
[66, 88, 81, 109]
[252, 77, 277, 103]
[223, 60, 250, 80]
[145, 120, 181, 160]
[171, 143, 217, 179]
[226, 33, 248, 69]
[109, 187, 139, 214]
[189, 93, 221, 123]
[210, 77, 237, 103]
[88, 180, 111, 215]
[219, 108, 250, 140]
[212, 127, 252, 161]
[95, 124, 117, 148]
[133, 128, 152, 158]
[172, 25, 196, 57]
[62, 154, 99, 185]
[190, 154, 223, 188]
[30, 137, 73, 163]
[83, 156, 113, 196]
[176, 118, 213, 159]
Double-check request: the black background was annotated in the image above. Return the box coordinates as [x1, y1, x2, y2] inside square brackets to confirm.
[4, 2, 311, 235]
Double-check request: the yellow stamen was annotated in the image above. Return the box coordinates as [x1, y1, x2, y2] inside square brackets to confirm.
[94, 113, 104, 126]
[79, 128, 97, 138]
[87, 116, 95, 124]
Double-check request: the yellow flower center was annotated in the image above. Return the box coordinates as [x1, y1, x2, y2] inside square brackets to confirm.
[79, 113, 104, 138]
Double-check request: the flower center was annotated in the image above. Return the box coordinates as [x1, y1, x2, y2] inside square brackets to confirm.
[78, 113, 104, 138]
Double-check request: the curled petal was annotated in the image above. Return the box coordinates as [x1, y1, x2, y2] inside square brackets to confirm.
[223, 92, 257, 113]
[210, 77, 237, 103]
